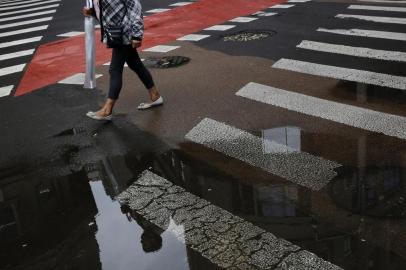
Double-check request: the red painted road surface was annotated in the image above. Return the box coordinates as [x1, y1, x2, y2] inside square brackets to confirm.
[15, 0, 286, 96]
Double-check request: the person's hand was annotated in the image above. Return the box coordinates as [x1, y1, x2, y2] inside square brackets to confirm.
[83, 7, 93, 17]
[132, 39, 142, 49]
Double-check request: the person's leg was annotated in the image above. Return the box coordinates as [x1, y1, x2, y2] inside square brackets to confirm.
[125, 46, 161, 102]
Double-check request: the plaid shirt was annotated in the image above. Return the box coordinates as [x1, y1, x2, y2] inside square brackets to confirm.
[96, 0, 144, 45]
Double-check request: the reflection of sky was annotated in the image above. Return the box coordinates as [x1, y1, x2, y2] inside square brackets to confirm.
[262, 127, 301, 154]
[90, 181, 190, 270]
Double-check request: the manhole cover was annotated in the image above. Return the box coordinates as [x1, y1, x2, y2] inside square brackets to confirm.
[143, 56, 190, 69]
[223, 30, 276, 42]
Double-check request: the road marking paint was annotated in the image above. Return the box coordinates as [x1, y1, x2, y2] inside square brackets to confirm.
[273, 58, 406, 90]
[169, 2, 192, 6]
[58, 73, 102, 84]
[0, 85, 13, 97]
[146, 8, 170, 13]
[185, 118, 341, 190]
[103, 62, 128, 67]
[57, 31, 84, 37]
[358, 0, 406, 3]
[0, 36, 42, 49]
[0, 49, 34, 61]
[0, 4, 59, 17]
[0, 0, 60, 11]
[0, 17, 52, 30]
[237, 82, 406, 140]
[0, 0, 53, 7]
[143, 45, 180, 53]
[336, 14, 406, 24]
[348, 4, 406, 12]
[288, 0, 310, 2]
[229, 16, 258, 22]
[253, 11, 278, 16]
[177, 34, 210, 41]
[118, 170, 342, 269]
[269, 4, 295, 8]
[0, 25, 48, 37]
[204, 25, 236, 31]
[0, 64, 25, 77]
[297, 40, 406, 62]
[0, 9, 55, 22]
[317, 28, 406, 41]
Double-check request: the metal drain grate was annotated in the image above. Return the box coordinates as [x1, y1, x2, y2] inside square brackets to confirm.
[143, 56, 190, 69]
[223, 30, 276, 42]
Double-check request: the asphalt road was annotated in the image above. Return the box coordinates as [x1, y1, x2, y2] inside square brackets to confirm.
[1, 0, 406, 269]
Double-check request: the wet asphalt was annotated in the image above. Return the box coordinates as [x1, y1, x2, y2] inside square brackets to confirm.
[1, 0, 406, 269]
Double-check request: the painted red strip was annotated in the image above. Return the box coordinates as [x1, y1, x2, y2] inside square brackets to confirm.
[15, 0, 285, 96]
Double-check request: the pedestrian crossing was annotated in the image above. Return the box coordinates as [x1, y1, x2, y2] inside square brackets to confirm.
[0, 0, 59, 97]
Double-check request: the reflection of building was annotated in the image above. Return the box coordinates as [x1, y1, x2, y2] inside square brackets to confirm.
[0, 170, 100, 270]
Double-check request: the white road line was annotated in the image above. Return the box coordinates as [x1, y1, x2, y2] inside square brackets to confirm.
[0, 85, 13, 97]
[0, 36, 42, 49]
[185, 118, 341, 191]
[297, 40, 406, 62]
[204, 25, 236, 31]
[0, 9, 55, 22]
[58, 73, 102, 84]
[336, 14, 406, 24]
[237, 82, 406, 140]
[317, 28, 406, 41]
[0, 64, 25, 77]
[358, 0, 406, 3]
[253, 11, 278, 16]
[0, 25, 48, 37]
[229, 17, 258, 23]
[273, 58, 406, 90]
[0, 0, 51, 7]
[169, 2, 192, 6]
[349, 4, 406, 12]
[143, 45, 180, 53]
[0, 3, 59, 17]
[57, 31, 84, 37]
[0, 17, 52, 30]
[288, 0, 310, 2]
[269, 4, 295, 8]
[177, 34, 210, 41]
[0, 49, 34, 61]
[0, 0, 60, 11]
[146, 8, 170, 13]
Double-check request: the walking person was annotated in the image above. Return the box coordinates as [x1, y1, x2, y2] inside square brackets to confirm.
[83, 0, 163, 121]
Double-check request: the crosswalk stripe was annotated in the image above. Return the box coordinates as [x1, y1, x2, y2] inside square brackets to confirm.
[0, 0, 60, 11]
[236, 82, 406, 140]
[185, 118, 341, 191]
[0, 9, 56, 22]
[336, 14, 406, 24]
[0, 49, 34, 61]
[317, 28, 406, 41]
[348, 4, 406, 12]
[0, 85, 13, 97]
[0, 4, 59, 17]
[273, 58, 406, 90]
[0, 17, 52, 30]
[297, 40, 406, 62]
[0, 25, 48, 37]
[118, 170, 342, 269]
[0, 36, 42, 49]
[0, 0, 54, 7]
[0, 64, 25, 77]
[358, 0, 406, 3]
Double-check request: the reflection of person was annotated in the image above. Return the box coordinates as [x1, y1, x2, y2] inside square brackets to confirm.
[121, 205, 163, 252]
[83, 0, 163, 121]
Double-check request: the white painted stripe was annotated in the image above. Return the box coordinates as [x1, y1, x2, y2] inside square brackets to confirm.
[297, 40, 406, 62]
[204, 25, 236, 31]
[57, 31, 84, 37]
[336, 14, 406, 24]
[358, 0, 406, 3]
[58, 73, 102, 84]
[269, 4, 295, 8]
[273, 58, 406, 90]
[143, 45, 180, 53]
[103, 62, 128, 67]
[186, 118, 341, 191]
[317, 28, 406, 41]
[177, 34, 210, 41]
[349, 4, 406, 12]
[146, 8, 170, 13]
[0, 3, 59, 17]
[0, 25, 48, 37]
[237, 82, 406, 140]
[0, 85, 13, 97]
[0, 49, 34, 61]
[0, 9, 55, 22]
[253, 11, 278, 16]
[229, 16, 258, 23]
[169, 2, 192, 6]
[0, 0, 51, 7]
[0, 17, 52, 30]
[0, 0, 60, 11]
[288, 0, 310, 2]
[0, 64, 25, 77]
[0, 36, 42, 49]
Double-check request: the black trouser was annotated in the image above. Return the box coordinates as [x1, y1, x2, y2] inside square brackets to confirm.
[108, 45, 155, 100]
